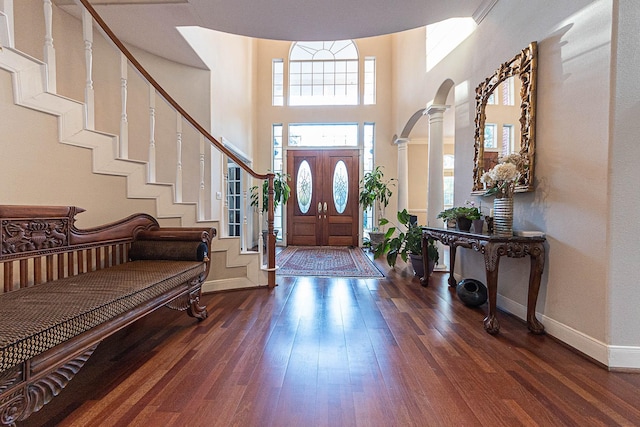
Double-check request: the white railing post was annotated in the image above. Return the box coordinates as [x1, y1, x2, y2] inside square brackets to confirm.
[175, 113, 183, 203]
[119, 53, 128, 158]
[258, 179, 264, 266]
[82, 8, 94, 129]
[242, 182, 249, 252]
[148, 85, 156, 182]
[43, 0, 56, 92]
[198, 134, 205, 220]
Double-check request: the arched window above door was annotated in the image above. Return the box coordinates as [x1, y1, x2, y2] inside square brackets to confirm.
[289, 40, 359, 106]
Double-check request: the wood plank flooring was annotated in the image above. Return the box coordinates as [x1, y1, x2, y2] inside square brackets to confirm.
[22, 254, 640, 426]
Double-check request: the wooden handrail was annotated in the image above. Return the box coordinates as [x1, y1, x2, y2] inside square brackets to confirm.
[76, 0, 267, 181]
[76, 0, 276, 288]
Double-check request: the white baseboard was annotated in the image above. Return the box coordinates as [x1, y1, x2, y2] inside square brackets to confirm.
[608, 346, 640, 370]
[497, 294, 640, 369]
[202, 277, 266, 293]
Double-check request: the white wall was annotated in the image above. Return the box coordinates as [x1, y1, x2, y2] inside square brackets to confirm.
[609, 0, 640, 360]
[392, 0, 632, 366]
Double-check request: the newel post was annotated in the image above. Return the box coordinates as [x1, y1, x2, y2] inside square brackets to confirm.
[267, 174, 276, 288]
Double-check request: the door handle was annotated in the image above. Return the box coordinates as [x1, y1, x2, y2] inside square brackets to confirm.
[323, 202, 327, 213]
[318, 202, 322, 219]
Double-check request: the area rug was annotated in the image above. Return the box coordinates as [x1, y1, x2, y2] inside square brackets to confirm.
[277, 246, 384, 278]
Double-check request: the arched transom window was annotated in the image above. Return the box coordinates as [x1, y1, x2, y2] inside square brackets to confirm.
[289, 40, 359, 106]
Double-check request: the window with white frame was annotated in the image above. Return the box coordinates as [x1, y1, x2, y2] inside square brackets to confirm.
[273, 59, 284, 106]
[484, 123, 498, 149]
[288, 123, 358, 147]
[363, 123, 375, 232]
[502, 124, 514, 155]
[227, 160, 242, 237]
[273, 124, 284, 240]
[289, 40, 359, 106]
[502, 77, 515, 106]
[364, 57, 376, 105]
[443, 155, 455, 209]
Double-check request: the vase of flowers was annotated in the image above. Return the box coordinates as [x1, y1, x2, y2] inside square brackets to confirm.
[481, 154, 522, 236]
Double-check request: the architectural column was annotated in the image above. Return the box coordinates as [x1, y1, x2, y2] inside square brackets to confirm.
[426, 104, 448, 269]
[394, 137, 410, 213]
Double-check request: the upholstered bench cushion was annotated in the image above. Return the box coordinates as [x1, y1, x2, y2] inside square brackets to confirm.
[0, 260, 204, 371]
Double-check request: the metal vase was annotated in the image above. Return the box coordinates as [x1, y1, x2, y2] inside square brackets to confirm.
[493, 197, 513, 236]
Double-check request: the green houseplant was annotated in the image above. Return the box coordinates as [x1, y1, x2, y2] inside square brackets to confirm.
[250, 172, 291, 242]
[437, 203, 481, 231]
[374, 209, 439, 277]
[359, 166, 395, 246]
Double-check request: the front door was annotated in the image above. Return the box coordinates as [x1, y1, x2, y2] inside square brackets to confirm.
[287, 149, 359, 246]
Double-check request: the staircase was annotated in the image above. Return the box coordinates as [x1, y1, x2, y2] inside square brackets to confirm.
[0, 1, 268, 291]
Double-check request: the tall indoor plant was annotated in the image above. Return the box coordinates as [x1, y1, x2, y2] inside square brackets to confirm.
[359, 166, 395, 247]
[374, 209, 439, 277]
[250, 172, 291, 243]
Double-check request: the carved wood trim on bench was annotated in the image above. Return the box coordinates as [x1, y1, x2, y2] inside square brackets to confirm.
[0, 205, 215, 426]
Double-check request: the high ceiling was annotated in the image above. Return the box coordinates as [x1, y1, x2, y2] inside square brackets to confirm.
[58, 0, 494, 68]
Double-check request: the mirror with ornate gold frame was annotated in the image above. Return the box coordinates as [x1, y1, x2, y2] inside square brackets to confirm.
[471, 42, 538, 194]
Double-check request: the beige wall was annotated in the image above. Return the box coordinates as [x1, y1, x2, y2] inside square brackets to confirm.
[393, 0, 620, 361]
[0, 71, 156, 228]
[179, 27, 258, 221]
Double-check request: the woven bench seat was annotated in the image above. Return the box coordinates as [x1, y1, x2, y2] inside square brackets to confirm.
[0, 260, 205, 371]
[0, 205, 215, 426]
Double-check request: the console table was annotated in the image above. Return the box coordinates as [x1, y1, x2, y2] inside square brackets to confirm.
[421, 227, 546, 335]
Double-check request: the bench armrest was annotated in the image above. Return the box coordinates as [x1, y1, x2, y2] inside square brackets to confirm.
[130, 227, 215, 263]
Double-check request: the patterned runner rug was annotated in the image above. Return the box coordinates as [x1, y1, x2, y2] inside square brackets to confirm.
[277, 246, 384, 278]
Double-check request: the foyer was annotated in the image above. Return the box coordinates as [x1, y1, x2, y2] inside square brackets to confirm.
[20, 260, 640, 426]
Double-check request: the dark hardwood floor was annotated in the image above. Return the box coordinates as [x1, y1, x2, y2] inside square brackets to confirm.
[22, 253, 640, 426]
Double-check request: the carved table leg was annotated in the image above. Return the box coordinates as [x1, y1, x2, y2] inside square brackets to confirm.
[448, 245, 457, 287]
[420, 233, 430, 287]
[483, 243, 501, 334]
[527, 243, 546, 334]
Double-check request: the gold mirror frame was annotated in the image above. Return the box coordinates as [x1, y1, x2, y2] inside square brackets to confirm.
[472, 42, 538, 194]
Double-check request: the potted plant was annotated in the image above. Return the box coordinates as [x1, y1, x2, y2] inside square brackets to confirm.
[250, 171, 291, 244]
[436, 207, 459, 229]
[374, 209, 439, 277]
[437, 202, 481, 232]
[359, 166, 395, 247]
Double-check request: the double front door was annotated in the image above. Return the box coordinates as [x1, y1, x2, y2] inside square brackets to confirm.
[287, 149, 359, 246]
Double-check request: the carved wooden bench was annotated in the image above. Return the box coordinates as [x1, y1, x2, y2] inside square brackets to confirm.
[0, 205, 215, 426]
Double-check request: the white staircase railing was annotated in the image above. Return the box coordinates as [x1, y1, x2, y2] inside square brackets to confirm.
[0, 0, 277, 289]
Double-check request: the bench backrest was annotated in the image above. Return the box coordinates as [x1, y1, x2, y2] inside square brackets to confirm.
[1, 205, 159, 294]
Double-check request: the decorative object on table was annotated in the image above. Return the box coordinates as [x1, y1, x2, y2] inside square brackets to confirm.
[472, 218, 484, 234]
[437, 202, 481, 232]
[436, 207, 458, 229]
[374, 209, 439, 277]
[481, 154, 523, 237]
[250, 171, 291, 245]
[359, 165, 395, 247]
[456, 278, 488, 307]
[485, 215, 494, 234]
[492, 198, 513, 236]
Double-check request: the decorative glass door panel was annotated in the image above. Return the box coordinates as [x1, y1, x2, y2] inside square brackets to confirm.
[287, 149, 359, 246]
